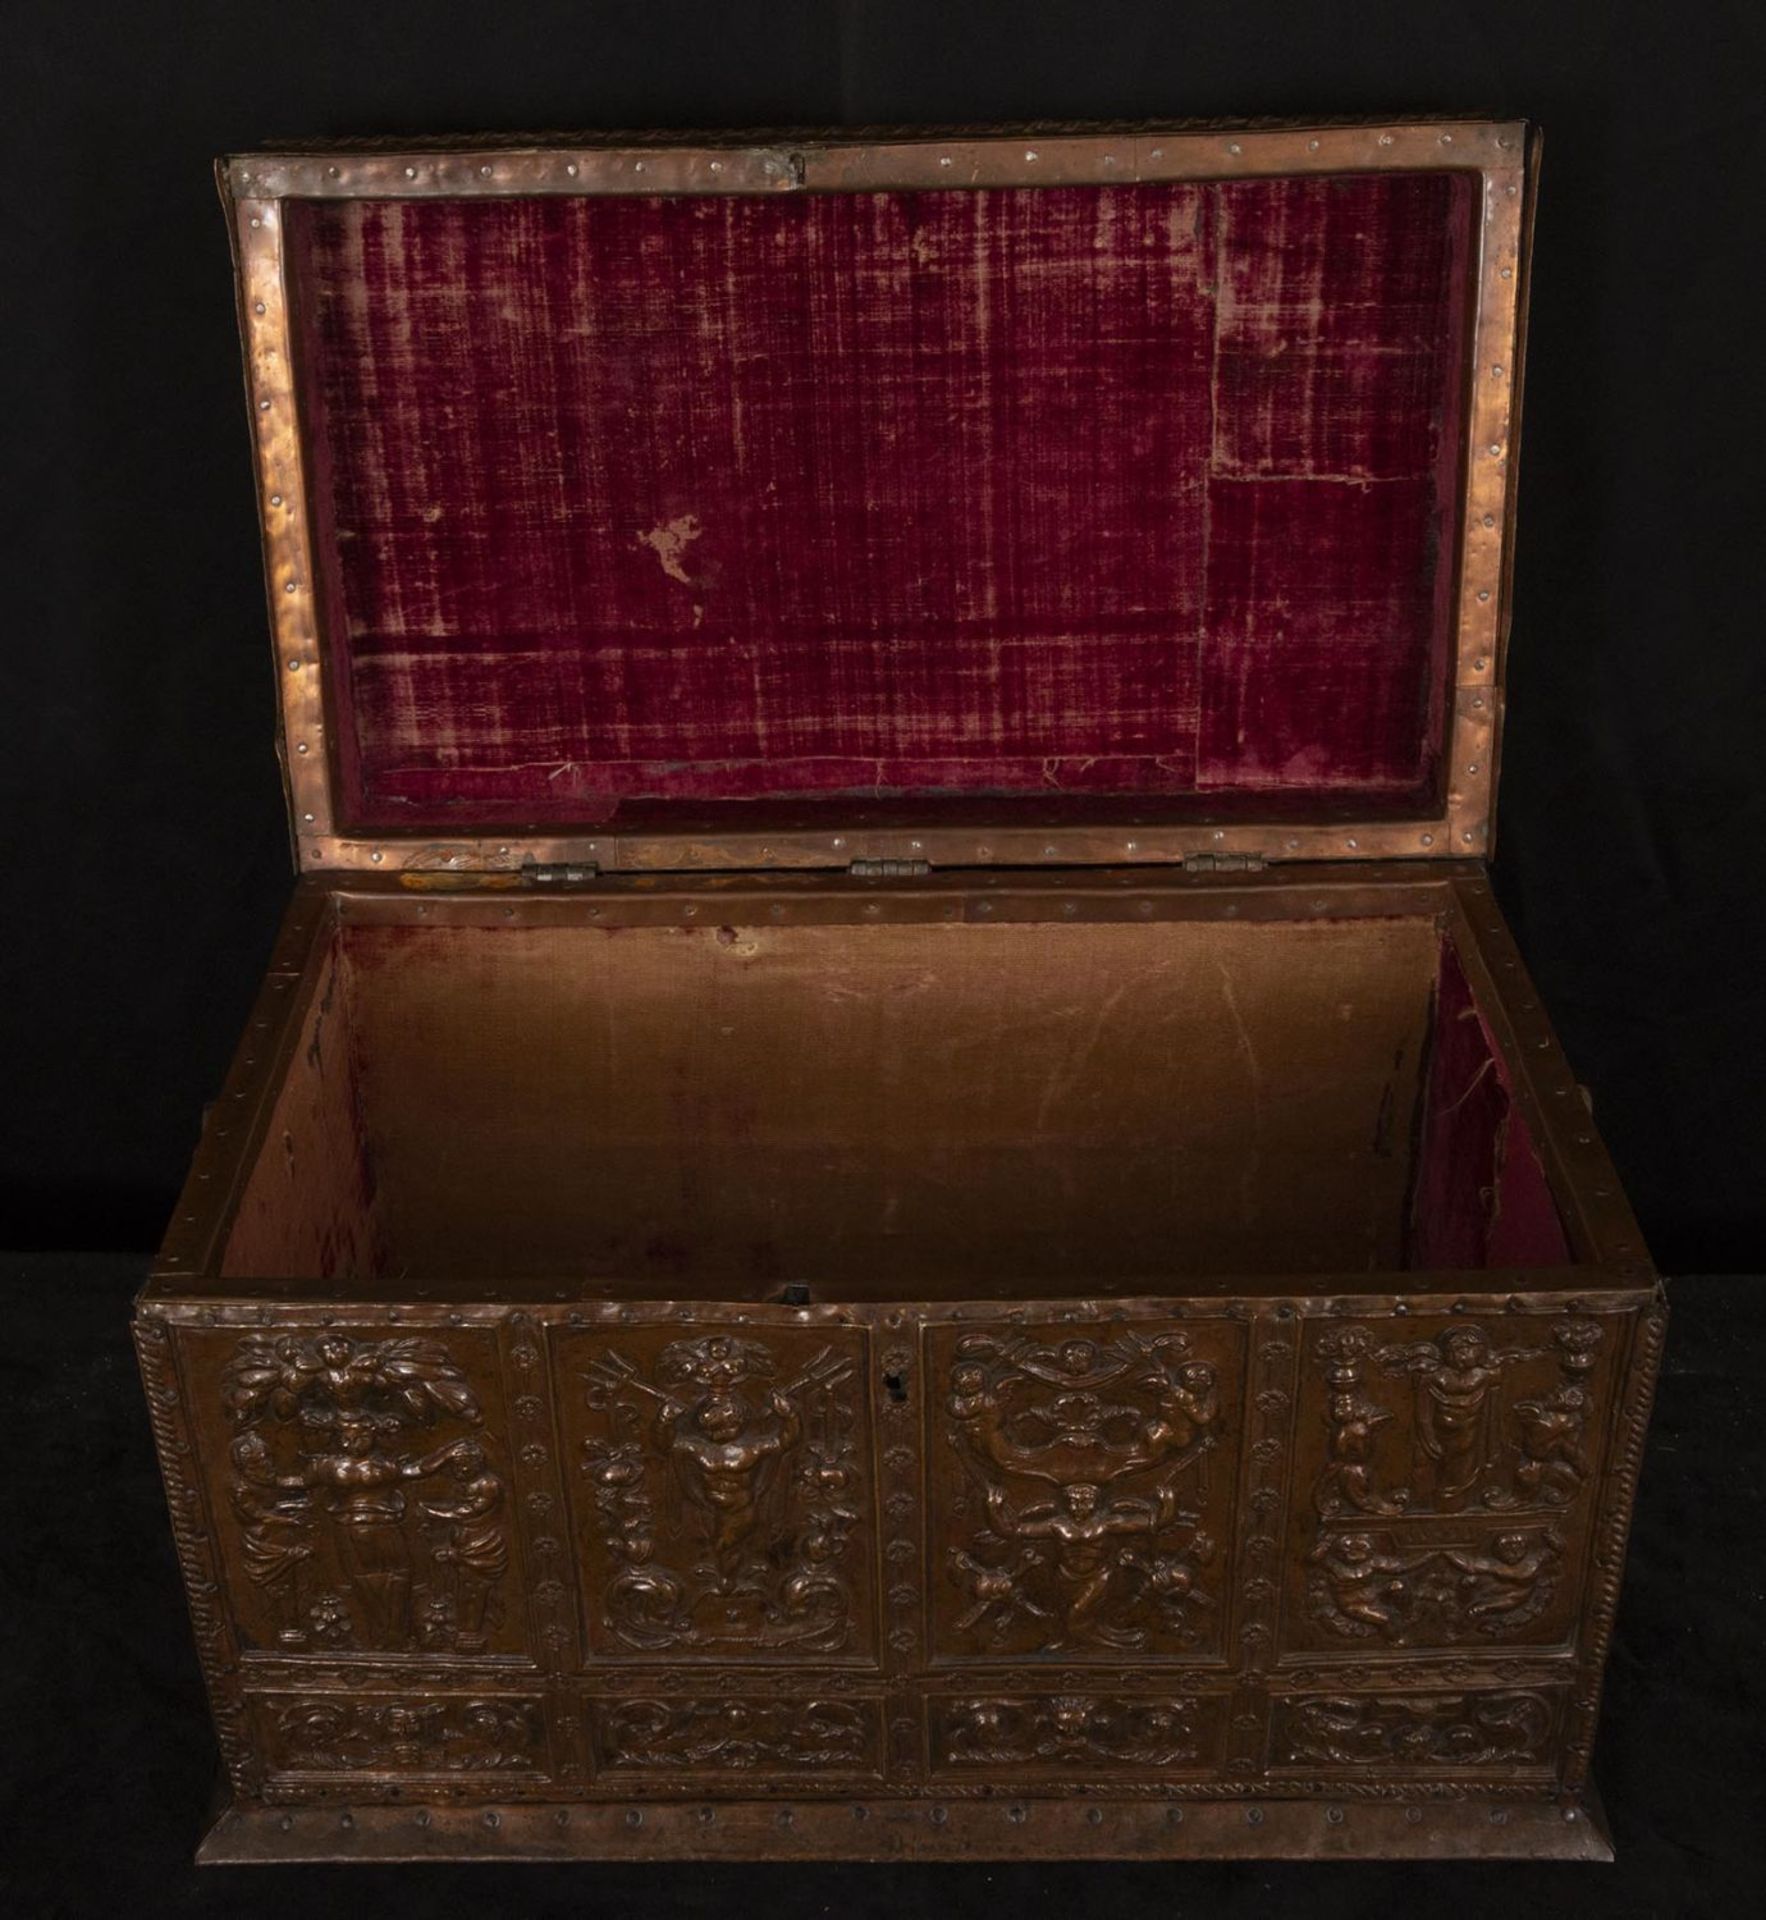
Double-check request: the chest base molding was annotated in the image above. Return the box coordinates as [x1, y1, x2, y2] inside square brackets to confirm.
[198, 1782, 1613, 1865]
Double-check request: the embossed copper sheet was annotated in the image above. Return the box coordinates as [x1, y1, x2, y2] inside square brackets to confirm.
[222, 915, 1456, 1288]
[284, 172, 1474, 830]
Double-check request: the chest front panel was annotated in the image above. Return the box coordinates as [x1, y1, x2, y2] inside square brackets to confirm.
[157, 1291, 1651, 1807]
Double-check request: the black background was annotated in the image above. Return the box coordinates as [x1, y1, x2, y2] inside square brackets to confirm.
[2, 2, 1762, 1914]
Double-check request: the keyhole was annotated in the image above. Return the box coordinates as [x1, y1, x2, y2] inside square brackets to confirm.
[883, 1371, 908, 1405]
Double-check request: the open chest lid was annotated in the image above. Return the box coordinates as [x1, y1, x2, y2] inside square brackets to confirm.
[224, 120, 1533, 876]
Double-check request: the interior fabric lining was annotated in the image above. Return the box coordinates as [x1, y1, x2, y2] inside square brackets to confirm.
[1408, 939, 1571, 1269]
[285, 171, 1475, 831]
[209, 913, 1576, 1292]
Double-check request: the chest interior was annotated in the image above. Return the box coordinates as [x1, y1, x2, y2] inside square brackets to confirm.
[218, 876, 1574, 1297]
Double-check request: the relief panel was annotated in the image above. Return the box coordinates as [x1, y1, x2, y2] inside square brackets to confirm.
[1281, 1314, 1619, 1655]
[926, 1319, 1246, 1663]
[1267, 1686, 1566, 1774]
[180, 1328, 527, 1660]
[588, 1694, 884, 1777]
[928, 1690, 1228, 1776]
[554, 1324, 878, 1661]
[251, 1689, 548, 1779]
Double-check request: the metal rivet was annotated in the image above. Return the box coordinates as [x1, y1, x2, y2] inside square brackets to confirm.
[1478, 589, 1491, 603]
[697, 1806, 715, 1825]
[1490, 1806, 1509, 1825]
[1463, 831, 1475, 844]
[566, 163, 579, 177]
[1227, 142, 1242, 155]
[258, 398, 271, 411]
[1406, 1806, 1423, 1824]
[931, 1805, 949, 1826]
[1246, 1807, 1263, 1826]
[1346, 836, 1358, 849]
[1489, 444, 1503, 457]
[1327, 1805, 1345, 1825]
[634, 161, 646, 173]
[1440, 132, 1453, 145]
[1136, 900, 1154, 915]
[404, 167, 417, 179]
[480, 164, 493, 178]
[776, 1809, 794, 1828]
[852, 1804, 869, 1821]
[1468, 763, 1480, 775]
[278, 1814, 293, 1831]
[1308, 139, 1320, 151]
[1492, 365, 1505, 378]
[1501, 266, 1513, 278]
[1475, 657, 1488, 671]
[939, 156, 952, 168]
[624, 1808, 642, 1828]
[371, 851, 384, 863]
[296, 741, 309, 753]
[340, 1811, 354, 1829]
[975, 901, 992, 916]
[1008, 1805, 1027, 1824]
[303, 811, 315, 823]
[253, 301, 266, 315]
[1025, 149, 1038, 161]
[269, 493, 283, 507]
[483, 1810, 500, 1828]
[249, 216, 261, 229]
[1087, 1807, 1104, 1826]
[284, 580, 297, 594]
[1482, 514, 1495, 528]
[1379, 133, 1395, 146]
[554, 1807, 570, 1827]
[708, 160, 723, 173]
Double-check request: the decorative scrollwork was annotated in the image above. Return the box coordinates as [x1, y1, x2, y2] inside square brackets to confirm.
[937, 1326, 1234, 1657]
[597, 1697, 874, 1771]
[1275, 1690, 1557, 1768]
[219, 1333, 509, 1655]
[574, 1331, 868, 1655]
[265, 1695, 543, 1774]
[937, 1694, 1206, 1770]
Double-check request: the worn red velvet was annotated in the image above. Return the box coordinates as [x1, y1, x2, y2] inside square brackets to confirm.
[284, 172, 1474, 830]
[1410, 942, 1571, 1270]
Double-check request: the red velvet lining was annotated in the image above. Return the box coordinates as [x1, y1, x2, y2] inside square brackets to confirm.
[285, 172, 1474, 830]
[1409, 941, 1571, 1269]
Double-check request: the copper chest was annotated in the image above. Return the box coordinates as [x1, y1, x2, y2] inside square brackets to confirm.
[139, 120, 1662, 1864]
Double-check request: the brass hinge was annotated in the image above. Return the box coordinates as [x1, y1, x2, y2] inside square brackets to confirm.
[521, 860, 600, 885]
[848, 857, 931, 878]
[1181, 852, 1266, 873]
